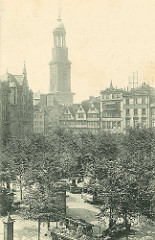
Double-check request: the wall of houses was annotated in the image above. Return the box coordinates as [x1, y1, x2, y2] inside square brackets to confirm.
[33, 83, 155, 135]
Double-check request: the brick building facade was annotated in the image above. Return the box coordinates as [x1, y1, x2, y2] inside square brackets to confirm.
[0, 64, 33, 143]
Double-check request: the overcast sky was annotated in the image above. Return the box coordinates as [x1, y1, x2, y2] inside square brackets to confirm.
[1, 0, 155, 102]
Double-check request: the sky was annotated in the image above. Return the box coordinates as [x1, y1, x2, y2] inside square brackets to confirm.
[1, 0, 155, 103]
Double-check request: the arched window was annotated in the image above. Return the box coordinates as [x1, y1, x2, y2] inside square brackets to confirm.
[9, 87, 17, 106]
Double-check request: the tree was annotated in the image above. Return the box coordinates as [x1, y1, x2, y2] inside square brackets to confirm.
[0, 187, 13, 215]
[4, 138, 33, 200]
[0, 148, 15, 190]
[122, 128, 155, 221]
[17, 134, 66, 239]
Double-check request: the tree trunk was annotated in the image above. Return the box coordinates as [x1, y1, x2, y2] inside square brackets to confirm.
[6, 181, 10, 190]
[109, 207, 113, 229]
[124, 213, 129, 240]
[48, 217, 50, 230]
[38, 218, 41, 240]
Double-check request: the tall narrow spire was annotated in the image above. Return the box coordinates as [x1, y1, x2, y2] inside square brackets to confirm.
[57, 8, 62, 22]
[110, 80, 113, 89]
[23, 61, 28, 89]
[23, 61, 27, 75]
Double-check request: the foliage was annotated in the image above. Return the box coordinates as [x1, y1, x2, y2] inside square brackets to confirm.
[0, 187, 13, 216]
[0, 127, 154, 231]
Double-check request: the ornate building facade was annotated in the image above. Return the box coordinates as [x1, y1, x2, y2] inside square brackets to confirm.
[59, 83, 155, 134]
[122, 83, 155, 131]
[100, 81, 124, 133]
[59, 100, 101, 134]
[0, 64, 33, 143]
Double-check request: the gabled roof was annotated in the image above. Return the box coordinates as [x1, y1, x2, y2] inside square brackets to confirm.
[87, 103, 100, 113]
[60, 103, 87, 118]
[13, 75, 23, 85]
[68, 104, 80, 117]
[62, 106, 73, 115]
[61, 100, 100, 118]
[0, 73, 23, 86]
[77, 104, 88, 113]
[93, 102, 100, 111]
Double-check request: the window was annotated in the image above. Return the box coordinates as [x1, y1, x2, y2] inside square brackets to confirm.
[112, 121, 116, 128]
[107, 121, 111, 129]
[151, 108, 155, 116]
[142, 108, 146, 115]
[142, 119, 146, 128]
[134, 119, 138, 128]
[78, 113, 84, 118]
[106, 94, 110, 99]
[102, 122, 106, 129]
[126, 109, 130, 116]
[9, 87, 17, 106]
[91, 107, 95, 111]
[151, 98, 155, 104]
[126, 119, 130, 129]
[152, 120, 155, 127]
[134, 98, 138, 104]
[117, 121, 121, 128]
[142, 98, 146, 104]
[134, 109, 138, 116]
[126, 99, 129, 105]
[102, 94, 106, 100]
[96, 122, 99, 127]
[112, 94, 115, 99]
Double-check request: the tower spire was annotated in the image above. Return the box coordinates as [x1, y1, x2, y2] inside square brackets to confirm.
[110, 80, 113, 89]
[23, 61, 28, 89]
[57, 8, 62, 22]
[23, 61, 27, 74]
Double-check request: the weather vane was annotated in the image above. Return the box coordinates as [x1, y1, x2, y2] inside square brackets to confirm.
[57, 0, 62, 20]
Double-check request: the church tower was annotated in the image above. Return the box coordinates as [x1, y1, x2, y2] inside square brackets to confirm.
[49, 15, 74, 105]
